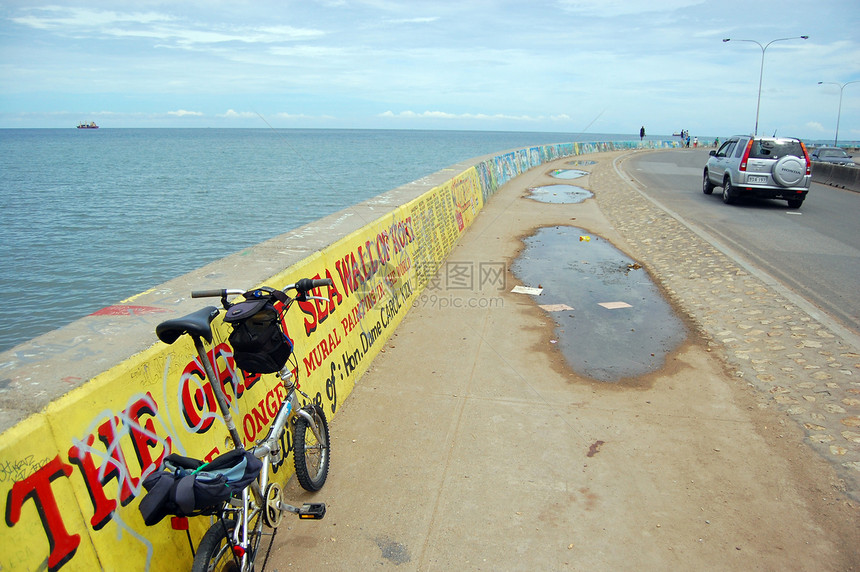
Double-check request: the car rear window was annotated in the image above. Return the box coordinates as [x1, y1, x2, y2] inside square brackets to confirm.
[749, 140, 803, 159]
[821, 149, 847, 158]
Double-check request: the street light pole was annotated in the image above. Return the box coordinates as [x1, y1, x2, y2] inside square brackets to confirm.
[817, 80, 860, 146]
[723, 36, 809, 135]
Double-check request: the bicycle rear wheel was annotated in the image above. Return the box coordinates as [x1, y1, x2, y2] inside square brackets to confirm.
[191, 519, 241, 572]
[293, 404, 330, 492]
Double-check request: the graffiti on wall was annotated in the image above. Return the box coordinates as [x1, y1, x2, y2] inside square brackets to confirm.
[0, 159, 496, 572]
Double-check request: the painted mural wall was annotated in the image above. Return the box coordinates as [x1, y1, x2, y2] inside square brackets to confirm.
[0, 140, 674, 571]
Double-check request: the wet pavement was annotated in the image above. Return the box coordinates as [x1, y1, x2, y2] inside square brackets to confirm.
[511, 225, 686, 381]
[526, 184, 592, 203]
[549, 168, 589, 179]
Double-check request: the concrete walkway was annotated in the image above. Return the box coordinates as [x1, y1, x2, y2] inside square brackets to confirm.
[267, 150, 860, 571]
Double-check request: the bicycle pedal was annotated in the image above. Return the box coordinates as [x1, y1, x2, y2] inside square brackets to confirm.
[298, 503, 326, 520]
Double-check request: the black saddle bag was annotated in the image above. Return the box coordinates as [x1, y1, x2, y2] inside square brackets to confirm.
[223, 297, 293, 374]
[139, 450, 262, 526]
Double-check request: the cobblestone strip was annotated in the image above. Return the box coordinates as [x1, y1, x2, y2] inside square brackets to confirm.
[588, 151, 860, 500]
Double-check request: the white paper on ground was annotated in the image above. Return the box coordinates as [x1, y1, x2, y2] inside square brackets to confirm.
[538, 304, 574, 312]
[512, 286, 543, 295]
[598, 301, 632, 309]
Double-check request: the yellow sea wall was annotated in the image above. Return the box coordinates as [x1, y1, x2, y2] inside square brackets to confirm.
[0, 140, 672, 571]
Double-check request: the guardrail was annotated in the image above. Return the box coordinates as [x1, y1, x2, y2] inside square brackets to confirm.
[811, 162, 860, 192]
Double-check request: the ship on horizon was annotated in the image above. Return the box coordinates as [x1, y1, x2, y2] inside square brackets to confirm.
[77, 121, 99, 129]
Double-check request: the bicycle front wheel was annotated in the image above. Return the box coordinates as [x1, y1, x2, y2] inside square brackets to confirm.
[192, 519, 241, 572]
[293, 404, 330, 492]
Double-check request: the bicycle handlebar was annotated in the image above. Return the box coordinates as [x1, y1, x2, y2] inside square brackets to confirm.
[191, 278, 333, 300]
[191, 288, 241, 298]
[292, 278, 333, 292]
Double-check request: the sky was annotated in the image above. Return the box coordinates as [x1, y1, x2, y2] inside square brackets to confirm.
[1, 0, 858, 141]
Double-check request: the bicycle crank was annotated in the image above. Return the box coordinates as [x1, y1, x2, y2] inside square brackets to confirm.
[264, 483, 284, 528]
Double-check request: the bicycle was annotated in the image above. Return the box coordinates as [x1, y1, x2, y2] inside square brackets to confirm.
[146, 278, 333, 572]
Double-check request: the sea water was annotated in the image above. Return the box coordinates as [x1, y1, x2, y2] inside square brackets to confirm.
[0, 128, 639, 351]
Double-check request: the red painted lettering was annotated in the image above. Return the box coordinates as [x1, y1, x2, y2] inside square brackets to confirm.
[252, 401, 269, 434]
[243, 413, 258, 442]
[264, 388, 279, 419]
[324, 268, 343, 307]
[67, 435, 117, 531]
[125, 392, 171, 477]
[179, 360, 217, 433]
[378, 231, 391, 264]
[97, 416, 138, 506]
[5, 456, 80, 572]
[335, 254, 358, 296]
[210, 344, 244, 400]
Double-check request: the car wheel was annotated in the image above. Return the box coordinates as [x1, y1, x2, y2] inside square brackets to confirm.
[786, 198, 804, 209]
[772, 156, 805, 187]
[722, 177, 735, 205]
[702, 170, 715, 195]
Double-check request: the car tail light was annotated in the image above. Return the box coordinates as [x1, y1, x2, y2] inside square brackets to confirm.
[739, 139, 753, 171]
[800, 141, 811, 175]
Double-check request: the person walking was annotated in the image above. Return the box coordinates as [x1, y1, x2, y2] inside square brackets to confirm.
[640, 126, 645, 141]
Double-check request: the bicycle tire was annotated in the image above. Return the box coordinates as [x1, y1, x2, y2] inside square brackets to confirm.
[293, 404, 330, 492]
[191, 519, 241, 572]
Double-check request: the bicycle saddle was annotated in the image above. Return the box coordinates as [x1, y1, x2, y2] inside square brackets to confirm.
[156, 306, 220, 345]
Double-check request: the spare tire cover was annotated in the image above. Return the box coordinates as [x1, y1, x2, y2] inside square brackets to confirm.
[772, 156, 805, 186]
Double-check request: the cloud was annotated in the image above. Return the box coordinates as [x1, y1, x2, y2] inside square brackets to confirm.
[219, 109, 258, 119]
[557, 0, 702, 16]
[272, 111, 336, 120]
[12, 6, 324, 47]
[384, 17, 440, 25]
[167, 109, 203, 117]
[12, 6, 173, 30]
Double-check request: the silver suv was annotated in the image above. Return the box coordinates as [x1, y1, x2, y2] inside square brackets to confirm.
[703, 135, 811, 208]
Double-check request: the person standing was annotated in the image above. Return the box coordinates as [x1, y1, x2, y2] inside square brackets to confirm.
[640, 126, 645, 141]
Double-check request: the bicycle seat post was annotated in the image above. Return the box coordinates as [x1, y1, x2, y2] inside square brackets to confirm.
[191, 335, 244, 450]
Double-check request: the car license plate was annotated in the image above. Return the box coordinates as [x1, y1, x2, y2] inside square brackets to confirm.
[747, 175, 768, 184]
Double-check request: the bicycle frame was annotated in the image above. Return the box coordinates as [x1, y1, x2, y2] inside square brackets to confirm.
[155, 283, 331, 570]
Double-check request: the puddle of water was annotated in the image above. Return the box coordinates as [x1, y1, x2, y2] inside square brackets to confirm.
[567, 160, 596, 166]
[550, 169, 589, 180]
[512, 226, 686, 382]
[527, 185, 593, 204]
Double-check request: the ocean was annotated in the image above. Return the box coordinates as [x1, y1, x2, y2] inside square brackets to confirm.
[0, 128, 644, 352]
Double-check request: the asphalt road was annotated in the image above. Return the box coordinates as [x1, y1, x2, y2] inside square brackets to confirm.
[624, 148, 860, 338]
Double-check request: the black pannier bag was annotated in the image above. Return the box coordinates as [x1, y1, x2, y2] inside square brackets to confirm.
[223, 297, 293, 374]
[139, 450, 263, 526]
